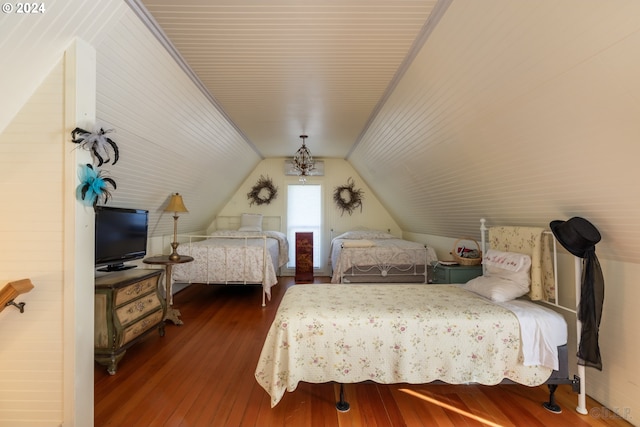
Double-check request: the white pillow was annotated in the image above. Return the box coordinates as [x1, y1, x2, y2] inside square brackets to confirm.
[341, 239, 375, 248]
[335, 230, 394, 240]
[483, 249, 531, 288]
[462, 249, 532, 302]
[464, 276, 529, 302]
[239, 213, 263, 232]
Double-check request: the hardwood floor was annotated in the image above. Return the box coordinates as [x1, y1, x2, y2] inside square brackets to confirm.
[95, 276, 632, 427]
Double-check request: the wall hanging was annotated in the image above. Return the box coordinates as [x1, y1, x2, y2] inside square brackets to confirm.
[71, 127, 119, 167]
[333, 177, 364, 216]
[78, 164, 116, 207]
[247, 175, 278, 206]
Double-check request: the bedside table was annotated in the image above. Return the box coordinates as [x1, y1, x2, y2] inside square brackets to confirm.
[143, 255, 194, 325]
[432, 262, 482, 284]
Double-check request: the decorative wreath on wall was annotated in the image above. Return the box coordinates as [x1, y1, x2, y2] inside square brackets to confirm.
[247, 175, 278, 206]
[333, 177, 364, 216]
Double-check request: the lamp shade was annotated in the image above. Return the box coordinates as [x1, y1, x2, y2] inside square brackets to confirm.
[164, 193, 188, 213]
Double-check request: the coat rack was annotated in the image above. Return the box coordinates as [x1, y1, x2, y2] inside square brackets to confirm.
[0, 279, 34, 314]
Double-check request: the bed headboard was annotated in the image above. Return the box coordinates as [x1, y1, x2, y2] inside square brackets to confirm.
[480, 219, 555, 302]
[215, 216, 282, 232]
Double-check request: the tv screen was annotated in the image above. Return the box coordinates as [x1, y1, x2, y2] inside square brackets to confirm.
[95, 206, 149, 271]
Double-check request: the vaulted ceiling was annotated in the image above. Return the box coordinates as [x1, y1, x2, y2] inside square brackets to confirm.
[2, 0, 639, 264]
[133, 0, 446, 158]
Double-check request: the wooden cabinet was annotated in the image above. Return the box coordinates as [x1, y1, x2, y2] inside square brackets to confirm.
[295, 232, 314, 282]
[94, 269, 165, 374]
[432, 263, 482, 284]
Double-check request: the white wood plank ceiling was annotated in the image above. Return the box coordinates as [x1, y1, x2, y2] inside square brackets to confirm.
[133, 0, 444, 158]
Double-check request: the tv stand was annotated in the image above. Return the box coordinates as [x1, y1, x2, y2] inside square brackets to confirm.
[98, 263, 137, 272]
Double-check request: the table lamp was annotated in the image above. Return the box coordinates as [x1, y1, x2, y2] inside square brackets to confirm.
[165, 193, 188, 261]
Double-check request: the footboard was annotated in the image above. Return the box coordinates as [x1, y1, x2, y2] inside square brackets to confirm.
[172, 234, 277, 306]
[337, 245, 437, 284]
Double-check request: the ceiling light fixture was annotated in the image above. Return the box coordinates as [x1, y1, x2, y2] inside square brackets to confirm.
[292, 134, 315, 180]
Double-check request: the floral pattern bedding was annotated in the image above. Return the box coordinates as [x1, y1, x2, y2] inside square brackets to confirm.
[255, 284, 554, 407]
[330, 233, 438, 283]
[172, 232, 288, 299]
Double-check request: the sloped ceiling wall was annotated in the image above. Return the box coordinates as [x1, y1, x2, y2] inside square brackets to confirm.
[0, 0, 126, 133]
[2, 0, 639, 263]
[350, 1, 640, 263]
[94, 8, 261, 237]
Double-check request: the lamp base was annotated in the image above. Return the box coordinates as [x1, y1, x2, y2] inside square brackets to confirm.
[169, 242, 181, 261]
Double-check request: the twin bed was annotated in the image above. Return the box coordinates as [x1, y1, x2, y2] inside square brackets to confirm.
[170, 215, 289, 306]
[169, 217, 439, 304]
[256, 220, 583, 414]
[330, 229, 438, 284]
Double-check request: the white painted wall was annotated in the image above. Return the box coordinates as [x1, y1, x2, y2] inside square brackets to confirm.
[216, 158, 400, 275]
[0, 41, 95, 425]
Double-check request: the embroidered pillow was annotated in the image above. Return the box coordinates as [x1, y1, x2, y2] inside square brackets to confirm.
[483, 249, 531, 288]
[463, 249, 532, 302]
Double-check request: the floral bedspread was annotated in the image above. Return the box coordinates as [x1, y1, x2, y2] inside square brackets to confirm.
[255, 284, 553, 407]
[172, 235, 281, 298]
[330, 238, 438, 283]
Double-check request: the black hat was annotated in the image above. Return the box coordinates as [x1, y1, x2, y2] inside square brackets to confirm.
[550, 217, 601, 258]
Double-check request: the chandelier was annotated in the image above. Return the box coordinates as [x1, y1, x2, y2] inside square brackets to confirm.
[292, 134, 315, 177]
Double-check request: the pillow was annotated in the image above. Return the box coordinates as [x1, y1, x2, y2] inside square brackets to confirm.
[463, 276, 530, 302]
[335, 230, 394, 240]
[239, 213, 263, 232]
[483, 249, 531, 288]
[341, 239, 375, 248]
[210, 230, 260, 237]
[462, 249, 532, 302]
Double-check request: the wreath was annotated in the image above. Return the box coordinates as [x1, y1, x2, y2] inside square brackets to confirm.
[333, 177, 364, 216]
[247, 175, 278, 206]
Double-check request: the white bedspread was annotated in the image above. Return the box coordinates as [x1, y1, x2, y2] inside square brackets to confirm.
[172, 232, 288, 300]
[255, 284, 559, 407]
[330, 237, 438, 283]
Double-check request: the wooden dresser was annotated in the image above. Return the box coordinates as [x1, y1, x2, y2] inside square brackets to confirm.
[94, 268, 165, 374]
[295, 232, 314, 282]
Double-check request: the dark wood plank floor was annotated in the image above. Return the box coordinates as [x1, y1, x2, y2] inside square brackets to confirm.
[95, 276, 632, 427]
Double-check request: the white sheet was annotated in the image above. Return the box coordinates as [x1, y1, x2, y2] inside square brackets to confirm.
[498, 299, 567, 370]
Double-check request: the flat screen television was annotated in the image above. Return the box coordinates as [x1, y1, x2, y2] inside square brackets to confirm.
[95, 206, 149, 272]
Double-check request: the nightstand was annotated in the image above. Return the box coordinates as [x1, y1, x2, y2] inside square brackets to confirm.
[431, 262, 482, 284]
[143, 255, 194, 325]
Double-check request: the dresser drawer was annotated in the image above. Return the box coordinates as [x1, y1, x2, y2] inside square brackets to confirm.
[121, 310, 164, 346]
[115, 293, 162, 326]
[114, 275, 161, 306]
